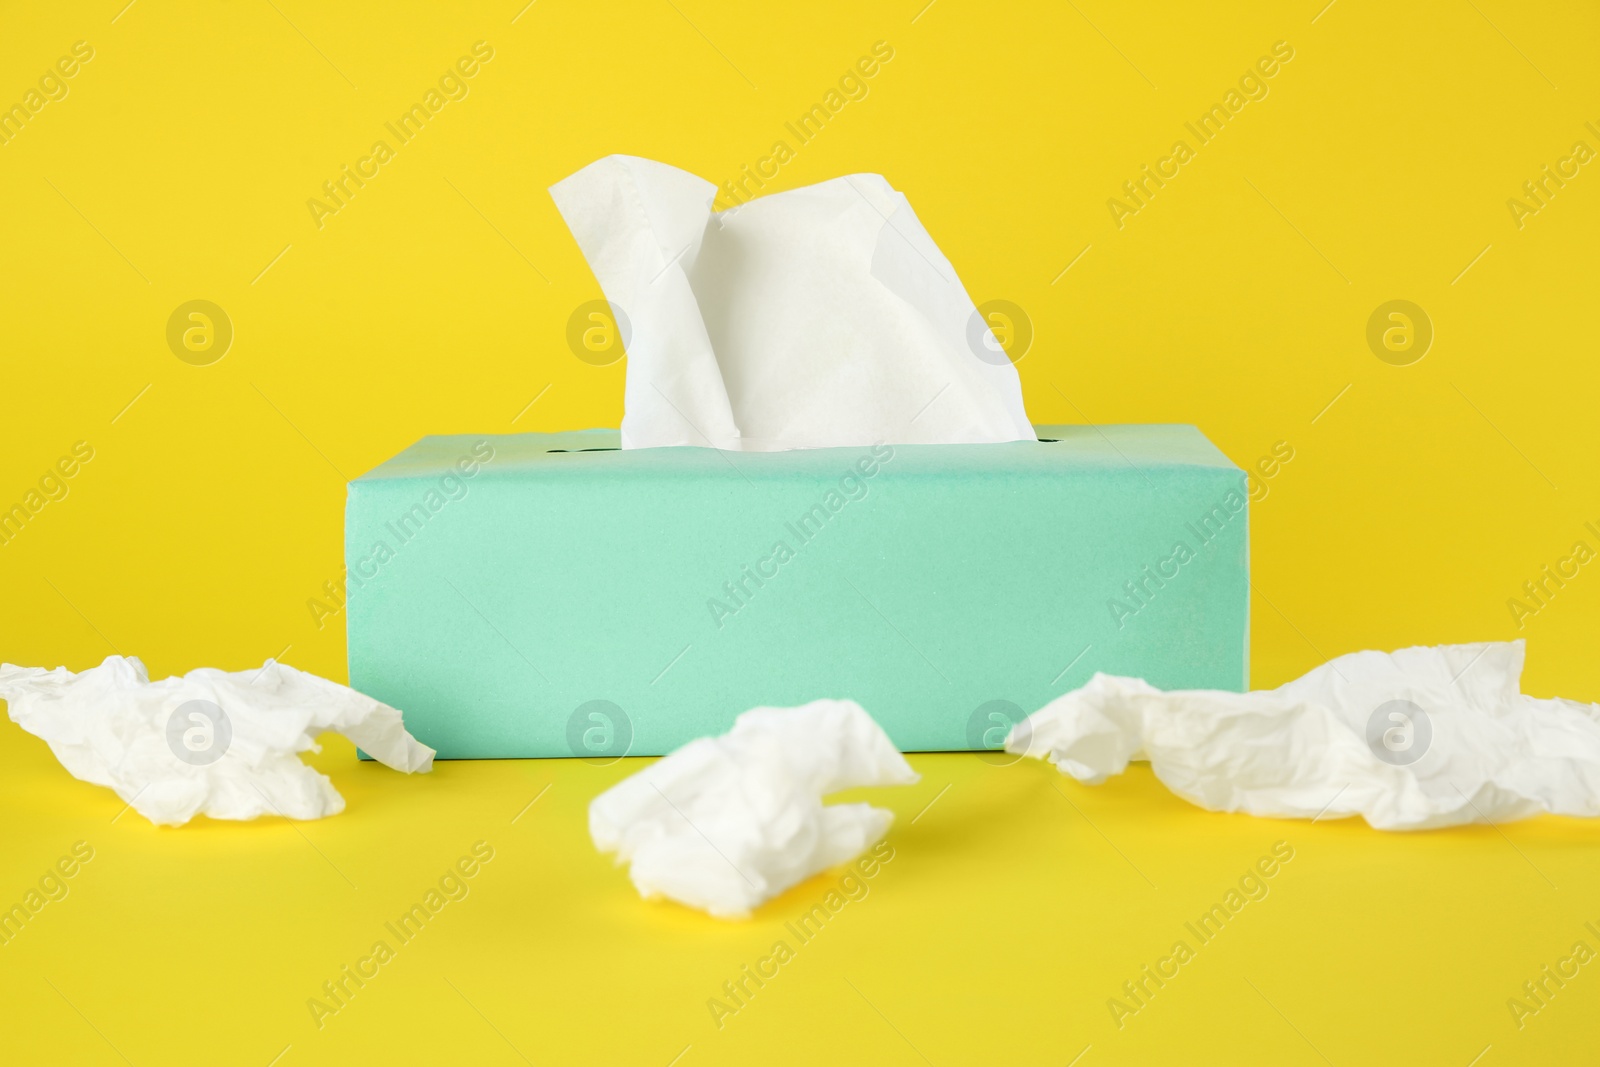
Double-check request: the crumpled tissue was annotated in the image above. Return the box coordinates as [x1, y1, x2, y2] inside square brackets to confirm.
[0, 655, 434, 826]
[551, 154, 1035, 452]
[590, 699, 918, 918]
[1007, 640, 1600, 830]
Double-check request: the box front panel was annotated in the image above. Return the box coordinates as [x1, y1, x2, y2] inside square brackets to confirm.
[347, 438, 1247, 757]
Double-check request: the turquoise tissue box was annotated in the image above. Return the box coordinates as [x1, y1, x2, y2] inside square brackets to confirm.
[345, 426, 1248, 759]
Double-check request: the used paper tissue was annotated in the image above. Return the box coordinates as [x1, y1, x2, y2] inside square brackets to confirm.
[590, 699, 918, 918]
[1007, 640, 1600, 830]
[0, 655, 434, 826]
[550, 155, 1035, 451]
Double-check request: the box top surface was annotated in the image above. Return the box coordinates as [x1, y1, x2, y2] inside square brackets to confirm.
[352, 424, 1238, 483]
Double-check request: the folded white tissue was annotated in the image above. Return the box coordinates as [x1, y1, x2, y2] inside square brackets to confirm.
[590, 699, 918, 918]
[1008, 640, 1600, 830]
[0, 655, 434, 826]
[551, 155, 1035, 452]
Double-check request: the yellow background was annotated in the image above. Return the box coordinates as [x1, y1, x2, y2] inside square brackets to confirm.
[3, 1, 1598, 1063]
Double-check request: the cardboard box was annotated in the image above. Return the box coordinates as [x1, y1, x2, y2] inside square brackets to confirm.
[346, 426, 1248, 758]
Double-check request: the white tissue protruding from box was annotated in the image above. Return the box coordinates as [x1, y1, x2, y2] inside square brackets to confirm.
[0, 655, 435, 826]
[550, 154, 1035, 452]
[590, 699, 918, 918]
[1007, 640, 1600, 830]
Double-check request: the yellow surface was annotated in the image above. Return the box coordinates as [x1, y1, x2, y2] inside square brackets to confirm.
[2, 0, 1599, 1063]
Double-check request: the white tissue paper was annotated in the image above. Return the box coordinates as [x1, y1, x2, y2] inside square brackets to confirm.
[1008, 640, 1600, 830]
[0, 655, 434, 826]
[590, 698, 918, 918]
[551, 154, 1035, 451]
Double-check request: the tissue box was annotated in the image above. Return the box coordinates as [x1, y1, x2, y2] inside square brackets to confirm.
[345, 426, 1248, 758]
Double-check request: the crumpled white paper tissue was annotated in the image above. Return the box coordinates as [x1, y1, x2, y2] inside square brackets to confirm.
[1008, 640, 1600, 830]
[551, 154, 1035, 452]
[590, 699, 918, 918]
[0, 655, 434, 826]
